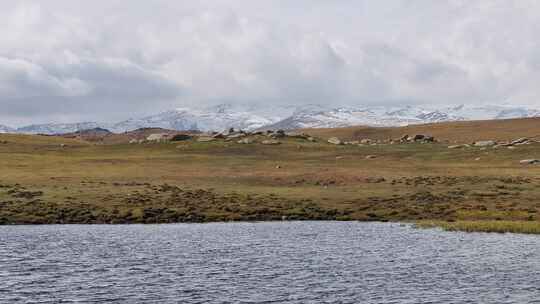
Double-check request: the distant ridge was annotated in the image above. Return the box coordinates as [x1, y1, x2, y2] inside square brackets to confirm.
[3, 103, 540, 135]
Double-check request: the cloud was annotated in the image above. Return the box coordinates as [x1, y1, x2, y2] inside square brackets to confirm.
[1, 0, 540, 125]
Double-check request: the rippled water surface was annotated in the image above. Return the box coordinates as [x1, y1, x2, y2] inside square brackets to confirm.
[1, 222, 540, 303]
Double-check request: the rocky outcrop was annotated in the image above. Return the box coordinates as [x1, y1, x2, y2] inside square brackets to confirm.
[520, 159, 540, 165]
[328, 137, 343, 145]
[237, 138, 255, 144]
[261, 140, 281, 145]
[146, 133, 170, 142]
[474, 140, 496, 147]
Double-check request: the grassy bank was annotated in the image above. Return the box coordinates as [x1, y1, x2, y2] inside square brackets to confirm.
[416, 220, 540, 235]
[0, 130, 539, 232]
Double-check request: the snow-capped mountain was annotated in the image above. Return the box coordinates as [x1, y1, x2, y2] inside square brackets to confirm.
[3, 103, 540, 135]
[264, 104, 540, 130]
[0, 125, 15, 133]
[108, 104, 291, 133]
[16, 122, 103, 135]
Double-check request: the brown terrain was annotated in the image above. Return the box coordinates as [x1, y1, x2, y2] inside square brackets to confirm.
[1, 118, 539, 233]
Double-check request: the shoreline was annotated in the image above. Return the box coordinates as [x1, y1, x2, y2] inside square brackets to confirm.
[2, 219, 540, 235]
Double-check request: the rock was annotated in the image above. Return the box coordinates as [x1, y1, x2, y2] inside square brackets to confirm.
[129, 139, 138, 144]
[448, 145, 464, 149]
[474, 140, 496, 147]
[307, 137, 317, 142]
[227, 133, 246, 139]
[511, 138, 529, 145]
[237, 138, 254, 144]
[360, 139, 371, 144]
[413, 134, 425, 141]
[197, 137, 216, 142]
[212, 133, 226, 139]
[328, 137, 343, 145]
[365, 155, 377, 159]
[520, 159, 540, 165]
[400, 134, 409, 142]
[271, 130, 286, 138]
[261, 140, 281, 145]
[60, 144, 66, 148]
[147, 133, 170, 142]
[423, 136, 435, 142]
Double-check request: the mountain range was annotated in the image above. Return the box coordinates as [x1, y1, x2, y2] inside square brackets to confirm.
[2, 104, 540, 135]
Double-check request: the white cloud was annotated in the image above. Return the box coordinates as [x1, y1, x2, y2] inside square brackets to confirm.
[1, 0, 540, 125]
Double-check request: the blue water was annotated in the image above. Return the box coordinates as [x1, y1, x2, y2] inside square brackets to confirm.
[1, 222, 539, 303]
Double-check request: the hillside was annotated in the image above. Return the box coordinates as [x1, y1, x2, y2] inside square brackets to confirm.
[305, 117, 540, 144]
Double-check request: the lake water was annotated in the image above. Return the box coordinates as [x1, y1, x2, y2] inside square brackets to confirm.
[0, 222, 539, 303]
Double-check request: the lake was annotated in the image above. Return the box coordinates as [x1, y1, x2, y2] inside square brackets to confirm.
[1, 222, 539, 303]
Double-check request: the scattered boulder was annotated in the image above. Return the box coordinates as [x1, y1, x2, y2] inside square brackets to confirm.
[270, 130, 286, 139]
[307, 137, 317, 142]
[261, 140, 281, 145]
[328, 137, 343, 145]
[423, 136, 435, 142]
[129, 139, 138, 144]
[413, 134, 425, 141]
[147, 133, 170, 142]
[360, 139, 371, 144]
[365, 155, 377, 159]
[520, 159, 540, 165]
[237, 138, 255, 144]
[474, 140, 496, 147]
[227, 133, 246, 139]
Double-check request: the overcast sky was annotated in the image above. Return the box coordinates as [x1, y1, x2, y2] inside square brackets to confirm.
[2, 0, 540, 126]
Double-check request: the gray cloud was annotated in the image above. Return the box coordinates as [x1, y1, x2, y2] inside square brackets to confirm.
[1, 0, 540, 125]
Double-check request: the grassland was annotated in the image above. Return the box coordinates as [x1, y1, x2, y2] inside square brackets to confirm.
[1, 119, 540, 234]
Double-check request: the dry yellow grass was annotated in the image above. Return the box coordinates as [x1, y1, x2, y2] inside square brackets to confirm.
[416, 221, 540, 235]
[1, 119, 539, 230]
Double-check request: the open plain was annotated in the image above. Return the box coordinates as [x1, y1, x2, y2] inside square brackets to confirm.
[1, 118, 540, 233]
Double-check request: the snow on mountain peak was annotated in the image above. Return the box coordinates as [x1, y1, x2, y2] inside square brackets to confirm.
[2, 103, 540, 135]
